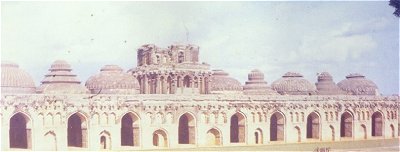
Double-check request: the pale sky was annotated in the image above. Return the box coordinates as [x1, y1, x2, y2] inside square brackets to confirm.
[1, 1, 399, 95]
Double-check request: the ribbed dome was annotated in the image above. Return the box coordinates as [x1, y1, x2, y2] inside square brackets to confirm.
[37, 60, 89, 94]
[315, 72, 345, 95]
[1, 61, 36, 94]
[85, 65, 140, 94]
[243, 69, 278, 95]
[337, 73, 379, 95]
[210, 69, 242, 92]
[271, 72, 316, 95]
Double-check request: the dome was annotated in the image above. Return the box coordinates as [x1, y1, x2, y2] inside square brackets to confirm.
[1, 61, 36, 94]
[243, 69, 278, 95]
[210, 69, 242, 93]
[85, 65, 140, 94]
[337, 73, 379, 95]
[271, 72, 316, 95]
[37, 60, 89, 94]
[315, 72, 345, 95]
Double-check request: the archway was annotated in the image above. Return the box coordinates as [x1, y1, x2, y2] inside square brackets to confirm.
[390, 124, 395, 138]
[306, 112, 320, 139]
[153, 129, 168, 147]
[361, 125, 367, 139]
[372, 112, 383, 137]
[206, 128, 221, 146]
[44, 131, 57, 150]
[183, 76, 191, 88]
[270, 112, 284, 141]
[340, 112, 353, 138]
[178, 113, 195, 144]
[121, 112, 140, 146]
[68, 113, 87, 147]
[230, 112, 246, 143]
[9, 113, 31, 149]
[329, 125, 335, 141]
[294, 126, 301, 142]
[99, 131, 111, 150]
[254, 128, 263, 144]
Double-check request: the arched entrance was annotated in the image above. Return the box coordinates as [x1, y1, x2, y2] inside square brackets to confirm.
[254, 128, 263, 144]
[340, 112, 353, 138]
[306, 112, 320, 139]
[294, 126, 301, 142]
[372, 112, 383, 137]
[68, 113, 87, 147]
[270, 112, 284, 141]
[9, 113, 31, 149]
[121, 112, 140, 146]
[329, 125, 335, 141]
[44, 131, 57, 150]
[390, 124, 395, 138]
[153, 129, 168, 147]
[99, 131, 111, 150]
[178, 113, 195, 144]
[230, 112, 246, 143]
[206, 128, 221, 146]
[361, 125, 367, 139]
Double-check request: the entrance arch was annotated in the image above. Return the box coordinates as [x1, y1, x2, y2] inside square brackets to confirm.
[361, 125, 367, 139]
[68, 112, 87, 148]
[44, 131, 57, 150]
[329, 125, 335, 141]
[230, 112, 246, 143]
[340, 112, 353, 138]
[178, 113, 196, 144]
[99, 131, 111, 150]
[254, 128, 263, 144]
[306, 112, 320, 139]
[270, 112, 285, 141]
[9, 112, 31, 149]
[371, 112, 383, 137]
[153, 129, 168, 147]
[294, 126, 301, 142]
[206, 128, 222, 146]
[121, 112, 140, 146]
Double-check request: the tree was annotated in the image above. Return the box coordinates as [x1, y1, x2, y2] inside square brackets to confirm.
[389, 0, 400, 17]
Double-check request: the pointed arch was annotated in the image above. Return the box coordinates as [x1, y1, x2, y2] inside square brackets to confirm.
[67, 112, 88, 148]
[44, 131, 57, 150]
[372, 111, 383, 137]
[361, 124, 367, 139]
[254, 128, 263, 144]
[306, 112, 320, 139]
[340, 111, 353, 138]
[9, 112, 32, 149]
[99, 130, 111, 150]
[270, 112, 285, 141]
[207, 128, 222, 146]
[120, 112, 140, 146]
[230, 112, 246, 143]
[294, 126, 301, 142]
[178, 112, 196, 144]
[153, 129, 168, 147]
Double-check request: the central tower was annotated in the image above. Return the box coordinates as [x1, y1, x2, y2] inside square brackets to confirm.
[132, 43, 212, 94]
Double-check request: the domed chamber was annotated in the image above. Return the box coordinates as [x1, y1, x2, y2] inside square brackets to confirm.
[1, 61, 36, 94]
[243, 69, 278, 95]
[37, 60, 89, 94]
[337, 73, 379, 95]
[210, 69, 243, 94]
[85, 65, 140, 94]
[271, 72, 316, 95]
[315, 72, 346, 95]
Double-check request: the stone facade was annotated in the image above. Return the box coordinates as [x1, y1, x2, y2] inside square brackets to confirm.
[1, 44, 399, 151]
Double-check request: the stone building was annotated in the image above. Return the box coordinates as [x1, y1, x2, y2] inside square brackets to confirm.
[1, 44, 399, 151]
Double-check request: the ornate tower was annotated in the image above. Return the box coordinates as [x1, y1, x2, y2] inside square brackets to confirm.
[132, 43, 212, 94]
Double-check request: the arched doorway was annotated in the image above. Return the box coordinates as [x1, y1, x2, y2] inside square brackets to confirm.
[153, 129, 168, 147]
[9, 113, 31, 149]
[178, 113, 195, 144]
[99, 131, 111, 150]
[270, 112, 284, 141]
[206, 128, 221, 146]
[183, 76, 191, 88]
[230, 112, 246, 143]
[340, 112, 353, 138]
[390, 124, 395, 138]
[329, 125, 335, 141]
[294, 126, 301, 142]
[68, 113, 87, 147]
[254, 128, 263, 144]
[44, 131, 57, 150]
[361, 125, 367, 139]
[121, 112, 140, 146]
[306, 112, 320, 139]
[372, 112, 383, 137]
